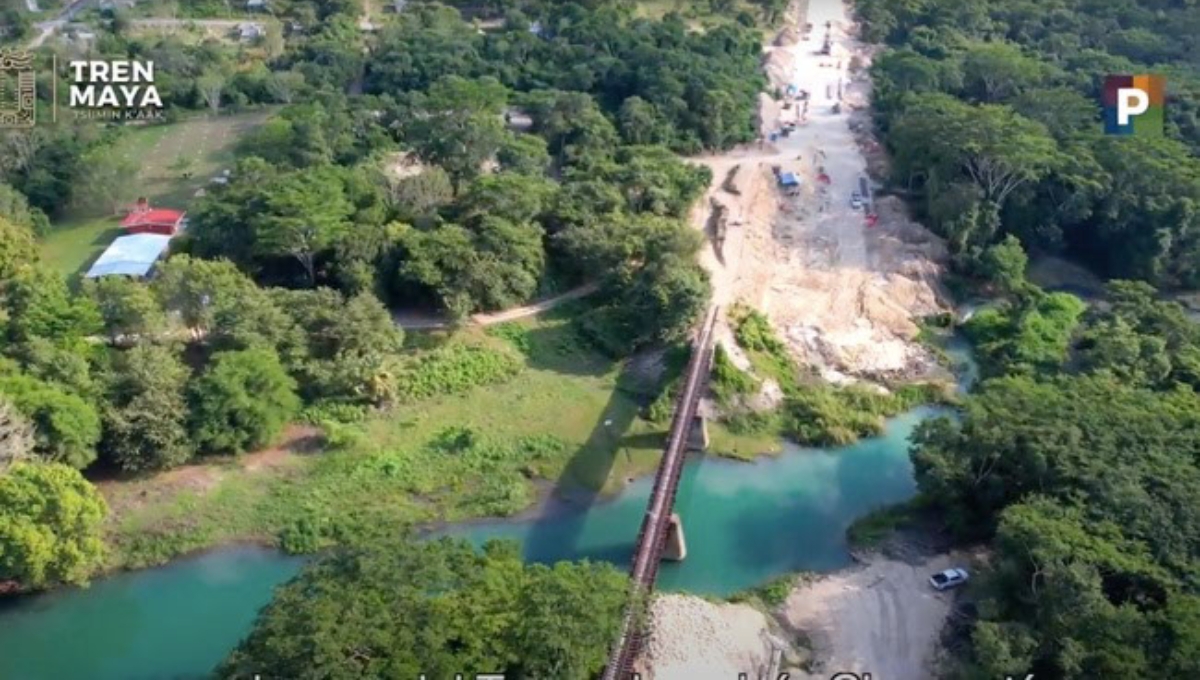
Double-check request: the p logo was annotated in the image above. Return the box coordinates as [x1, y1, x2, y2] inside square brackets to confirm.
[1103, 75, 1165, 136]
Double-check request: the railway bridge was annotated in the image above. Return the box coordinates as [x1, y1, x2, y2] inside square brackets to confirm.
[601, 305, 720, 680]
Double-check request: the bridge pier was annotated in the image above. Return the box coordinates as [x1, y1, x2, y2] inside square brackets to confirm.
[663, 513, 687, 561]
[687, 415, 709, 452]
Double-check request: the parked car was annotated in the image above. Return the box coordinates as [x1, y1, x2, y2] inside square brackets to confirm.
[929, 567, 969, 591]
[849, 192, 863, 209]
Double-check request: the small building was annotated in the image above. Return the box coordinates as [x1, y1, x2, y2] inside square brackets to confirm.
[121, 199, 187, 236]
[237, 21, 266, 41]
[385, 0, 407, 12]
[85, 234, 173, 279]
[245, 0, 267, 10]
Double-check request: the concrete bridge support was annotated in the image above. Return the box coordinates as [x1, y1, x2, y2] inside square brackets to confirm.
[663, 513, 687, 561]
[687, 415, 710, 452]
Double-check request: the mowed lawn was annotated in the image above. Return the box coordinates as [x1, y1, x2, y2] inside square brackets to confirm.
[101, 312, 675, 570]
[39, 110, 273, 277]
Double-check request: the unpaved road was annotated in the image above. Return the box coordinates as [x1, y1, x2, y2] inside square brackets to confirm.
[391, 284, 598, 330]
[782, 553, 966, 680]
[690, 0, 948, 382]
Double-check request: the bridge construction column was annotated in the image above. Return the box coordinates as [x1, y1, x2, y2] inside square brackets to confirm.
[687, 415, 710, 452]
[663, 513, 687, 561]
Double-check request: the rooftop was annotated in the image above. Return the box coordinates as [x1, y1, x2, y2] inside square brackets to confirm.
[85, 233, 173, 279]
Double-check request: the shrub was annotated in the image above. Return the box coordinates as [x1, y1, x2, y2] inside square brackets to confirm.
[396, 342, 522, 401]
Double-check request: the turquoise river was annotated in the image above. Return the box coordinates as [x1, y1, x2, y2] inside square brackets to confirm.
[0, 344, 973, 679]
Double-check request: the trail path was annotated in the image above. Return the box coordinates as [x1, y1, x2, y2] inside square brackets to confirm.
[391, 284, 598, 330]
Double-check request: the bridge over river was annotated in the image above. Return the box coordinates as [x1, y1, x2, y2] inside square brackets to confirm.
[602, 305, 720, 679]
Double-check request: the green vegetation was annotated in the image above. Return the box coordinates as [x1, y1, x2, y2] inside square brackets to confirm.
[0, 463, 107, 589]
[219, 538, 628, 679]
[719, 306, 950, 448]
[395, 342, 523, 402]
[729, 572, 805, 608]
[101, 312, 670, 570]
[907, 244, 1200, 676]
[863, 0, 1200, 288]
[846, 502, 916, 548]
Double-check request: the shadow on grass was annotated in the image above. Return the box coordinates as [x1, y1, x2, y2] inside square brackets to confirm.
[518, 359, 654, 566]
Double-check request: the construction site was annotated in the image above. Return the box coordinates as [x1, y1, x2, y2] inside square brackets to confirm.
[691, 2, 949, 387]
[638, 0, 958, 677]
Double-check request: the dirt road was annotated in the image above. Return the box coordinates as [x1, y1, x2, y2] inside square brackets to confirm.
[781, 553, 965, 680]
[391, 284, 598, 330]
[690, 0, 948, 382]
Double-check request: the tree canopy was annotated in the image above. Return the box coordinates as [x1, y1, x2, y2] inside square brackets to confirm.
[219, 538, 628, 679]
[0, 462, 107, 589]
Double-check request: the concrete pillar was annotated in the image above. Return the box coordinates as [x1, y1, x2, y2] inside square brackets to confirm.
[663, 513, 687, 562]
[687, 415, 710, 452]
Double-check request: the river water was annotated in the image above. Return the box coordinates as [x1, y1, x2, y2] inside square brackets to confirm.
[0, 344, 973, 679]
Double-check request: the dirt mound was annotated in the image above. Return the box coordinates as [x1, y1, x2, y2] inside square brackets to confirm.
[638, 594, 782, 679]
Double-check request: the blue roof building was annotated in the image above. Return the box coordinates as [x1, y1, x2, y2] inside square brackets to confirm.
[84, 233, 173, 279]
[779, 172, 800, 187]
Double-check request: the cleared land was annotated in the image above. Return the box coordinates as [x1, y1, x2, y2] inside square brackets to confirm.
[100, 310, 672, 569]
[39, 111, 271, 276]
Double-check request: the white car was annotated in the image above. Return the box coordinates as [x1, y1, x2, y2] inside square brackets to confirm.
[849, 192, 863, 209]
[929, 567, 969, 591]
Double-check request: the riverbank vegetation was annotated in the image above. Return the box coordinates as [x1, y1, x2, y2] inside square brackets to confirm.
[909, 264, 1200, 675]
[219, 537, 628, 679]
[712, 306, 952, 449]
[857, 3, 1200, 671]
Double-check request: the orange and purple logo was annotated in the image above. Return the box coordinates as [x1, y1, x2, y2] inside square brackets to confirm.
[1103, 75, 1165, 136]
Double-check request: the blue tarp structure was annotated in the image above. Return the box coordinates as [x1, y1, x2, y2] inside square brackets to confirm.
[85, 233, 172, 279]
[779, 172, 800, 187]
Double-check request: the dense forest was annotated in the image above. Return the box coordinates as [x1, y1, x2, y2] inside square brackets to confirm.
[861, 0, 1200, 287]
[857, 0, 1200, 676]
[218, 538, 629, 678]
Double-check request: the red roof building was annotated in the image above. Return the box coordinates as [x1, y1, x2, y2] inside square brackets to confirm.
[121, 199, 186, 236]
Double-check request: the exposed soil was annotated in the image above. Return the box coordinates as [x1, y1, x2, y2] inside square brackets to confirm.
[637, 594, 789, 679]
[691, 0, 950, 384]
[98, 424, 321, 518]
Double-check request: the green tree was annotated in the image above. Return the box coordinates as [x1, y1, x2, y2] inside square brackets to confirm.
[496, 132, 551, 176]
[890, 94, 1061, 209]
[0, 216, 38, 288]
[400, 76, 510, 187]
[71, 148, 137, 216]
[0, 462, 106, 589]
[959, 41, 1046, 103]
[980, 234, 1029, 296]
[151, 255, 259, 332]
[398, 217, 545, 317]
[102, 345, 193, 472]
[218, 538, 627, 679]
[2, 266, 102, 346]
[0, 397, 35, 470]
[253, 167, 355, 285]
[84, 277, 166, 343]
[188, 348, 300, 455]
[0, 374, 101, 469]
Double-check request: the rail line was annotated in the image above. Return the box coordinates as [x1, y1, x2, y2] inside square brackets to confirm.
[601, 305, 720, 680]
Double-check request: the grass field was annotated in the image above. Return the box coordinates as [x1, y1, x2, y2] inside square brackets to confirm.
[101, 311, 675, 569]
[39, 110, 272, 277]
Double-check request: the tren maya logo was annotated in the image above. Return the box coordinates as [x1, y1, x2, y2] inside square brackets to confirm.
[1103, 74, 1165, 136]
[0, 48, 36, 128]
[69, 59, 164, 121]
[0, 51, 164, 127]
